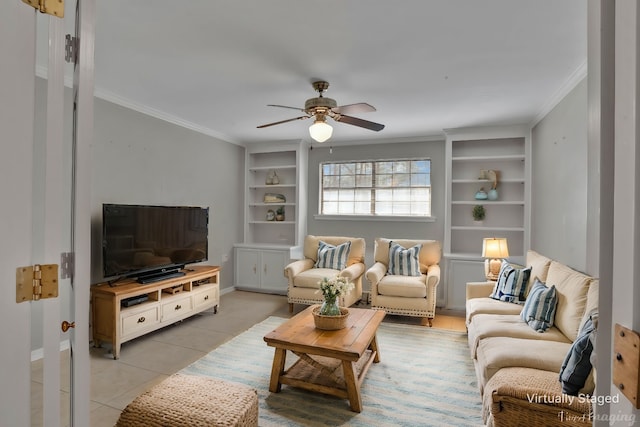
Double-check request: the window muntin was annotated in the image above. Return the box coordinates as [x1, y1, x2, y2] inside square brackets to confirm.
[320, 159, 431, 216]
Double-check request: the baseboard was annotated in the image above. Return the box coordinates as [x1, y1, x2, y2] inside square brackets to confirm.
[31, 339, 70, 362]
[220, 286, 236, 295]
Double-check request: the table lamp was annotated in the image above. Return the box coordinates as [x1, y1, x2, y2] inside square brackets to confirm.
[482, 237, 509, 281]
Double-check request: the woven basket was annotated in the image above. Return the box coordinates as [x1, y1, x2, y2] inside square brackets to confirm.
[312, 305, 350, 330]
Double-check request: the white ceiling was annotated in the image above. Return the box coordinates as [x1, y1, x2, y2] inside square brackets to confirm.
[39, 0, 587, 145]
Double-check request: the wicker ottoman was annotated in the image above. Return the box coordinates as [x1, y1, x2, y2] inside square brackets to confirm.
[483, 367, 592, 427]
[116, 373, 258, 427]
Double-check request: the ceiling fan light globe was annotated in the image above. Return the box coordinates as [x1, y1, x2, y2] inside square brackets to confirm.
[309, 121, 333, 143]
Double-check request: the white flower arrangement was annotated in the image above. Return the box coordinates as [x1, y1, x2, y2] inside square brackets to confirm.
[317, 275, 354, 301]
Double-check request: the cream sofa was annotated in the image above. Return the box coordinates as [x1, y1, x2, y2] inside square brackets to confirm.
[466, 250, 598, 426]
[284, 235, 365, 312]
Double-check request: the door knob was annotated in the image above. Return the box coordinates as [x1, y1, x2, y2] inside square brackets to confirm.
[61, 321, 75, 333]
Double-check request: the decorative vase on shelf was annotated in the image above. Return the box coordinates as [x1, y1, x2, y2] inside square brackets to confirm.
[488, 188, 498, 200]
[475, 188, 488, 200]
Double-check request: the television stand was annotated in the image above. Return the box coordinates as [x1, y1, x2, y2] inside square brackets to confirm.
[137, 269, 185, 284]
[91, 265, 220, 359]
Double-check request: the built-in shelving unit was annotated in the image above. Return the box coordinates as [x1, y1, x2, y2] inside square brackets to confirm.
[234, 141, 308, 294]
[444, 126, 531, 309]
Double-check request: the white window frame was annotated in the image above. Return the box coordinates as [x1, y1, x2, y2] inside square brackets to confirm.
[316, 158, 434, 222]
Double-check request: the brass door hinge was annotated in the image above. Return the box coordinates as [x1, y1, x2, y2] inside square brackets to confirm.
[16, 264, 59, 303]
[22, 0, 64, 18]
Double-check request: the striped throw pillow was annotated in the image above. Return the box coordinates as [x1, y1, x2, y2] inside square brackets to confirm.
[520, 279, 558, 332]
[489, 260, 531, 304]
[559, 311, 597, 395]
[387, 241, 422, 276]
[315, 240, 351, 270]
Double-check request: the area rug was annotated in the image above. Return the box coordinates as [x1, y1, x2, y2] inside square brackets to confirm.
[181, 317, 483, 427]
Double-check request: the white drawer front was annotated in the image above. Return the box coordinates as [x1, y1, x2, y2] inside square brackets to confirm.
[121, 306, 159, 337]
[161, 296, 193, 321]
[193, 286, 218, 309]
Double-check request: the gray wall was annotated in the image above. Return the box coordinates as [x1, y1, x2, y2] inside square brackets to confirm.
[306, 139, 446, 295]
[531, 78, 588, 271]
[91, 98, 245, 289]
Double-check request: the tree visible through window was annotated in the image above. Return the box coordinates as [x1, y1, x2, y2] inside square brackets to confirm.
[320, 159, 431, 216]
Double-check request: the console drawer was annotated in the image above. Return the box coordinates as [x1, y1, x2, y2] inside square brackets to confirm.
[193, 285, 218, 309]
[121, 306, 159, 337]
[161, 295, 193, 321]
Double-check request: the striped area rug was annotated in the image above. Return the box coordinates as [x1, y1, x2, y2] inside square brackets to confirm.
[181, 316, 483, 427]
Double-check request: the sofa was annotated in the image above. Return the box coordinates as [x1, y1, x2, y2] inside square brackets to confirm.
[465, 250, 598, 426]
[284, 235, 365, 312]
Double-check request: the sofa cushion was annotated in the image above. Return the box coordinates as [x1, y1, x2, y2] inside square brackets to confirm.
[465, 297, 524, 325]
[545, 261, 592, 341]
[526, 250, 553, 285]
[377, 274, 427, 298]
[387, 241, 421, 276]
[315, 240, 351, 270]
[520, 279, 558, 332]
[303, 235, 365, 266]
[373, 238, 441, 273]
[293, 268, 340, 289]
[560, 312, 598, 395]
[489, 261, 531, 304]
[579, 279, 599, 330]
[467, 314, 570, 358]
[475, 336, 571, 389]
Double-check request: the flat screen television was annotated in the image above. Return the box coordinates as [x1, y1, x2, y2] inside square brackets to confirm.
[102, 203, 209, 283]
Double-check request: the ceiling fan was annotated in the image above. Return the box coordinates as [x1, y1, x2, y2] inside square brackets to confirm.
[257, 80, 385, 142]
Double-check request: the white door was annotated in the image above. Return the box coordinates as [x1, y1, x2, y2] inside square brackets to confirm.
[0, 1, 94, 426]
[235, 248, 261, 288]
[261, 250, 288, 292]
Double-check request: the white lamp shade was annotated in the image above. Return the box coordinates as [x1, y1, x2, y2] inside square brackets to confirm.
[482, 237, 509, 259]
[309, 120, 333, 142]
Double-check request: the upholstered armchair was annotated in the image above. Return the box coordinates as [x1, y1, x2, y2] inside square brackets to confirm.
[284, 235, 365, 313]
[366, 238, 441, 326]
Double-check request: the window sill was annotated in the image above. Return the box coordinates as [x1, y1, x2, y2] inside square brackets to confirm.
[313, 214, 436, 223]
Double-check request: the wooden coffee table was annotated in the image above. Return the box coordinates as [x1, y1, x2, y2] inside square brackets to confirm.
[263, 305, 385, 412]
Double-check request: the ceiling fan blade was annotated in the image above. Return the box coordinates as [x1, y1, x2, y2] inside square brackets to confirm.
[332, 103, 376, 114]
[334, 114, 385, 132]
[267, 104, 305, 112]
[257, 116, 309, 128]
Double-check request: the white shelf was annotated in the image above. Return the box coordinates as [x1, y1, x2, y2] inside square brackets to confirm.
[249, 184, 296, 189]
[452, 178, 525, 184]
[452, 154, 526, 162]
[249, 164, 296, 172]
[250, 202, 296, 207]
[249, 220, 296, 224]
[452, 201, 525, 206]
[451, 226, 525, 231]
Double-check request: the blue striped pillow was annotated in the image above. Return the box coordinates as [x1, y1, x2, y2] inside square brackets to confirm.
[387, 242, 422, 276]
[559, 311, 597, 395]
[315, 240, 351, 270]
[489, 260, 531, 304]
[520, 279, 558, 332]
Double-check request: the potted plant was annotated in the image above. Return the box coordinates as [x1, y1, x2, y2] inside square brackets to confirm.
[275, 206, 285, 221]
[472, 205, 486, 224]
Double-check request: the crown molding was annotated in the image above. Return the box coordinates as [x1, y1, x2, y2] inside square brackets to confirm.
[530, 60, 588, 128]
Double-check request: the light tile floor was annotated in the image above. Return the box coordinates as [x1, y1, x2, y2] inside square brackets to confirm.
[31, 290, 466, 426]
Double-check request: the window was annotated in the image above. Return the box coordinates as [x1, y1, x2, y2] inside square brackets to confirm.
[319, 159, 431, 217]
